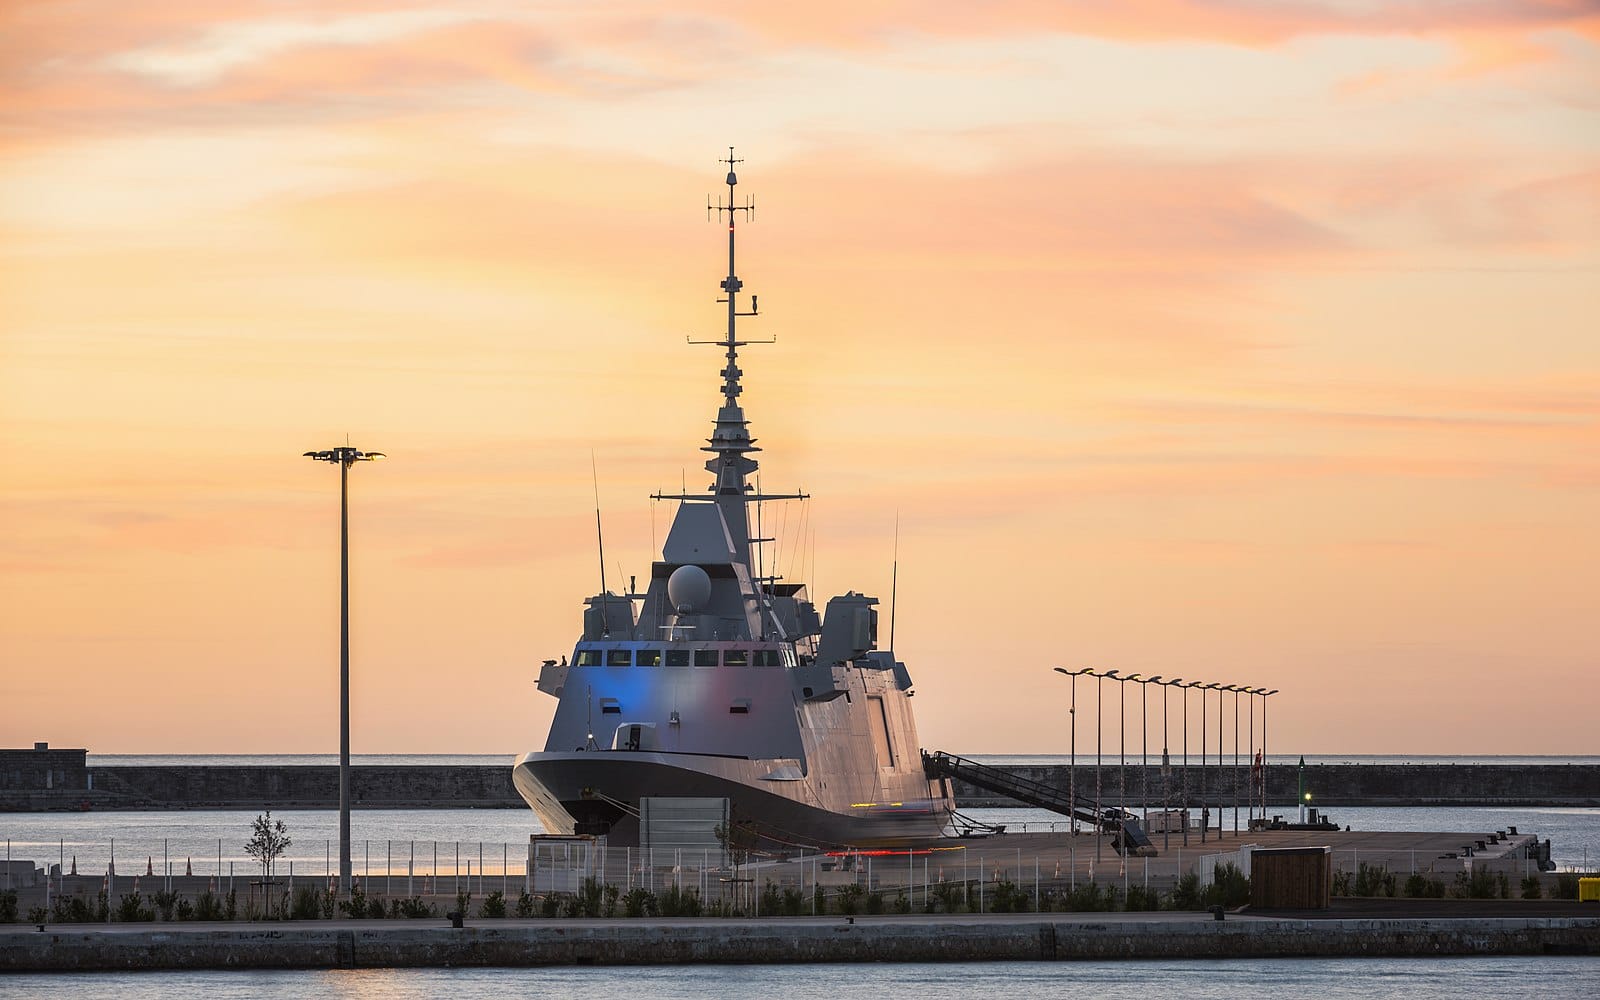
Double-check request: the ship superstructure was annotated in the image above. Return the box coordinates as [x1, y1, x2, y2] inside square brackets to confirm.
[513, 152, 950, 848]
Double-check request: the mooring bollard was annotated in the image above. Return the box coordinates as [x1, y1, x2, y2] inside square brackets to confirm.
[447, 909, 465, 929]
[1210, 905, 1225, 921]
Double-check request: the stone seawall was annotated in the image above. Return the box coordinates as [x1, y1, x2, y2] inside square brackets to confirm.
[5, 765, 519, 811]
[2, 762, 1595, 811]
[950, 763, 1600, 809]
[3, 915, 1597, 970]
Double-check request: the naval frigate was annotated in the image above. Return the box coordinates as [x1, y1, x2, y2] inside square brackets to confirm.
[512, 152, 952, 848]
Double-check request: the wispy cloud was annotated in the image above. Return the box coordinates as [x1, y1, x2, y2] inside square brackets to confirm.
[104, 9, 487, 87]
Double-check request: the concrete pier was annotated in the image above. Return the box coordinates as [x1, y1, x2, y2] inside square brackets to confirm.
[3, 912, 1597, 970]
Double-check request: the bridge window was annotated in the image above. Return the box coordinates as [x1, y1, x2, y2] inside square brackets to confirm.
[636, 649, 661, 667]
[755, 649, 781, 667]
[724, 649, 749, 667]
[606, 649, 632, 667]
[665, 649, 691, 667]
[575, 650, 601, 666]
[693, 649, 720, 667]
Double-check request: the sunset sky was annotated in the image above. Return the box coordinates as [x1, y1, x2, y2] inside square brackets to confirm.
[3, 1, 1596, 757]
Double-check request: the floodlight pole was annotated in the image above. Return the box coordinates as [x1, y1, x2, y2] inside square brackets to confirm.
[1096, 669, 1117, 863]
[1248, 688, 1257, 825]
[305, 445, 384, 896]
[1197, 683, 1208, 843]
[1209, 678, 1222, 832]
[1180, 682, 1190, 846]
[1054, 667, 1092, 839]
[1161, 678, 1180, 852]
[1262, 689, 1278, 820]
[1232, 686, 1240, 835]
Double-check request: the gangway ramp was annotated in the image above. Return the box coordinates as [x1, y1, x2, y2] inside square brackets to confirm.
[922, 750, 1157, 856]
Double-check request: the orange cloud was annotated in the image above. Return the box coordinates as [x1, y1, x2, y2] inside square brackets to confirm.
[6, 0, 1595, 137]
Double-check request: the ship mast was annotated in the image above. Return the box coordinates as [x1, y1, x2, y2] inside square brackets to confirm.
[660, 150, 807, 569]
[704, 148, 761, 506]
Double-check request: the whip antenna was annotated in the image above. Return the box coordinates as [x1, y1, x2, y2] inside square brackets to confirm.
[889, 511, 900, 652]
[591, 450, 609, 634]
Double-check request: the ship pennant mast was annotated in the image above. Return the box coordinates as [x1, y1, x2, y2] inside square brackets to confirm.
[658, 149, 807, 569]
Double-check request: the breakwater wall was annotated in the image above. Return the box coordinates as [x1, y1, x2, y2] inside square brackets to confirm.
[3, 763, 1596, 812]
[6, 765, 518, 812]
[3, 914, 1597, 970]
[950, 763, 1600, 810]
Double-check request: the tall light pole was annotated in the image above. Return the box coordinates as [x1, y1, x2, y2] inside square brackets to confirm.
[1180, 680, 1193, 845]
[1120, 673, 1139, 831]
[1228, 684, 1241, 835]
[1160, 678, 1182, 852]
[1261, 689, 1279, 820]
[304, 444, 385, 896]
[1241, 681, 1254, 825]
[1138, 676, 1159, 831]
[1194, 681, 1210, 842]
[1096, 669, 1117, 861]
[1211, 683, 1226, 840]
[1053, 667, 1092, 837]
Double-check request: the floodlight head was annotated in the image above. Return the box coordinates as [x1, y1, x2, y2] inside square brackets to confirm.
[1147, 675, 1163, 683]
[1102, 668, 1119, 678]
[305, 445, 386, 466]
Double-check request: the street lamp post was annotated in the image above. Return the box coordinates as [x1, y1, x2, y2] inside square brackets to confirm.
[1230, 685, 1241, 835]
[1120, 674, 1139, 835]
[1096, 669, 1117, 862]
[304, 444, 385, 896]
[1139, 677, 1159, 831]
[1246, 688, 1255, 826]
[1180, 680, 1192, 846]
[1241, 684, 1254, 825]
[1195, 682, 1209, 843]
[1160, 678, 1181, 852]
[1210, 682, 1225, 840]
[1261, 689, 1279, 819]
[1053, 667, 1092, 838]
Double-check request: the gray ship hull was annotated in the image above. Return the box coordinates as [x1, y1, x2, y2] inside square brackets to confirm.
[513, 750, 948, 849]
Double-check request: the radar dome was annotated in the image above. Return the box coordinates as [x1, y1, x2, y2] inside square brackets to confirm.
[667, 564, 713, 613]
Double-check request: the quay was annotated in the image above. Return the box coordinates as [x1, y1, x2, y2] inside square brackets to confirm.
[1, 828, 1572, 925]
[4, 910, 1598, 970]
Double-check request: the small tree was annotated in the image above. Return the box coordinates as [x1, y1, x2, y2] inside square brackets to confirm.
[245, 811, 292, 888]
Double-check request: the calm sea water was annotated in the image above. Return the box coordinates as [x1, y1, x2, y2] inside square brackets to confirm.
[3, 804, 1595, 877]
[2, 959, 1597, 999]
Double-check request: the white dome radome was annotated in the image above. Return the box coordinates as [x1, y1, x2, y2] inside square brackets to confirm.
[667, 564, 712, 613]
